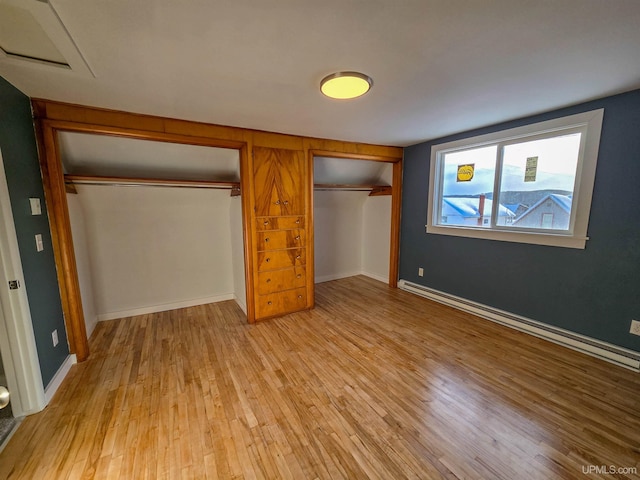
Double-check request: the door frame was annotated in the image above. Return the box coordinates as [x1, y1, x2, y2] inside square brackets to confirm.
[309, 150, 402, 287]
[0, 148, 46, 417]
[36, 119, 251, 359]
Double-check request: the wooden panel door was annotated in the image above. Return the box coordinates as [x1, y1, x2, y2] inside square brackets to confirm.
[250, 146, 311, 321]
[253, 147, 306, 216]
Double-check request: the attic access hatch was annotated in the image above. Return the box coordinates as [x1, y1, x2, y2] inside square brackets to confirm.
[59, 132, 241, 195]
[314, 156, 392, 196]
[0, 0, 93, 75]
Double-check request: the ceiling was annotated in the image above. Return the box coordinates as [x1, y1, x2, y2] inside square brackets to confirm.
[1, 0, 640, 147]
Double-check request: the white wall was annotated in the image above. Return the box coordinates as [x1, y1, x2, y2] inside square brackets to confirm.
[67, 193, 98, 337]
[361, 195, 391, 282]
[314, 163, 392, 284]
[229, 196, 246, 313]
[73, 185, 237, 320]
[314, 190, 367, 283]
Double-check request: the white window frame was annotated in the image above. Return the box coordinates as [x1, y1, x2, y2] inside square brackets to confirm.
[426, 109, 604, 249]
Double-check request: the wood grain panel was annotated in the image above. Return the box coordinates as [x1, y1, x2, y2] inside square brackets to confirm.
[257, 266, 306, 295]
[252, 147, 306, 216]
[255, 215, 305, 231]
[389, 160, 402, 287]
[2, 277, 638, 479]
[256, 287, 307, 318]
[256, 248, 305, 272]
[256, 229, 305, 251]
[35, 121, 89, 360]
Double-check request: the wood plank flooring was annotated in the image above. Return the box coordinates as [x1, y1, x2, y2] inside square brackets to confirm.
[1, 276, 639, 479]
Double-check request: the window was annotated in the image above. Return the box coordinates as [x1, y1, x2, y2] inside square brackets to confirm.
[426, 109, 604, 249]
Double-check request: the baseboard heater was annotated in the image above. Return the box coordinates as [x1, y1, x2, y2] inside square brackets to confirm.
[398, 279, 640, 372]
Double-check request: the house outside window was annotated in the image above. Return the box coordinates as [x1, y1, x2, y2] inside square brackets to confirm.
[426, 109, 604, 249]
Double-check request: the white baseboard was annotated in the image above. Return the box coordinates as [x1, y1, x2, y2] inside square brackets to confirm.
[97, 294, 235, 321]
[398, 280, 640, 372]
[234, 295, 247, 314]
[361, 271, 388, 284]
[44, 354, 77, 404]
[316, 271, 389, 284]
[85, 314, 98, 339]
[315, 271, 362, 284]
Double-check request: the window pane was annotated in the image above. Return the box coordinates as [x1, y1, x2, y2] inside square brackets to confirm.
[499, 133, 581, 230]
[439, 146, 496, 228]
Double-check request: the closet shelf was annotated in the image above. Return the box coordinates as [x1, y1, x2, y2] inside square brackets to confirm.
[64, 174, 241, 196]
[313, 184, 391, 196]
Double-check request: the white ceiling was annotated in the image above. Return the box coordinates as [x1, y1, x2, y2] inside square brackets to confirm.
[2, 0, 640, 147]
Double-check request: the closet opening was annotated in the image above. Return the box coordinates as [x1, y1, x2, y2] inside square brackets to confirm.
[57, 131, 246, 340]
[312, 155, 398, 288]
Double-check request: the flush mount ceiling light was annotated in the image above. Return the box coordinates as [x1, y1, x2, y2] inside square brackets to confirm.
[320, 71, 373, 100]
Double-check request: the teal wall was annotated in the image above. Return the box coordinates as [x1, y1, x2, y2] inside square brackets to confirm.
[400, 89, 640, 353]
[0, 76, 69, 387]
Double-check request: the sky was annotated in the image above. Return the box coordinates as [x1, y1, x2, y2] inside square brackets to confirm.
[441, 133, 580, 196]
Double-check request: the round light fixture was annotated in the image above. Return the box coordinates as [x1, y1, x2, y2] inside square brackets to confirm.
[320, 71, 373, 100]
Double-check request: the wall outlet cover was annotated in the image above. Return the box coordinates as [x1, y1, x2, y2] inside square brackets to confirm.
[630, 319, 640, 336]
[35, 233, 44, 252]
[29, 197, 42, 215]
[52, 329, 59, 347]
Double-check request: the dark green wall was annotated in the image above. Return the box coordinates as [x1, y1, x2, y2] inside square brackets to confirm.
[0, 76, 69, 387]
[400, 89, 640, 352]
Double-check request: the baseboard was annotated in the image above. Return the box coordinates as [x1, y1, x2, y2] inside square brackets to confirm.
[44, 354, 77, 405]
[97, 294, 235, 321]
[361, 271, 388, 284]
[85, 314, 98, 339]
[398, 280, 640, 372]
[234, 295, 247, 314]
[316, 270, 389, 284]
[315, 271, 362, 284]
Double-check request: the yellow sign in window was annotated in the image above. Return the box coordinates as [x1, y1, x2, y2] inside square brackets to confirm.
[457, 164, 474, 182]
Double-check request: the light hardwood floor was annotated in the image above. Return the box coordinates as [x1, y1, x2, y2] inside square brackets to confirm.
[1, 276, 639, 479]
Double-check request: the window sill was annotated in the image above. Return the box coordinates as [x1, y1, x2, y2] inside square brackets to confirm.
[425, 224, 588, 249]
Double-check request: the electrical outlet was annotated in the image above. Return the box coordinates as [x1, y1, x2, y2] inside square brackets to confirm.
[418, 267, 424, 277]
[35, 234, 44, 252]
[52, 329, 59, 347]
[630, 320, 640, 336]
[29, 197, 42, 215]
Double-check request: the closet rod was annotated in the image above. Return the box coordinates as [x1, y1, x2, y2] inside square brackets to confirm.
[64, 174, 240, 191]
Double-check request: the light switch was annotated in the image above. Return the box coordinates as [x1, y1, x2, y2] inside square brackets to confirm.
[35, 234, 44, 252]
[29, 198, 42, 215]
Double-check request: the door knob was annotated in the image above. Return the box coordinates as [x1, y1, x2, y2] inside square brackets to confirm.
[0, 386, 9, 410]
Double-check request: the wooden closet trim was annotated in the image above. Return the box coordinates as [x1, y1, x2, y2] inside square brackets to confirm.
[34, 118, 252, 361]
[308, 149, 403, 288]
[32, 99, 403, 359]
